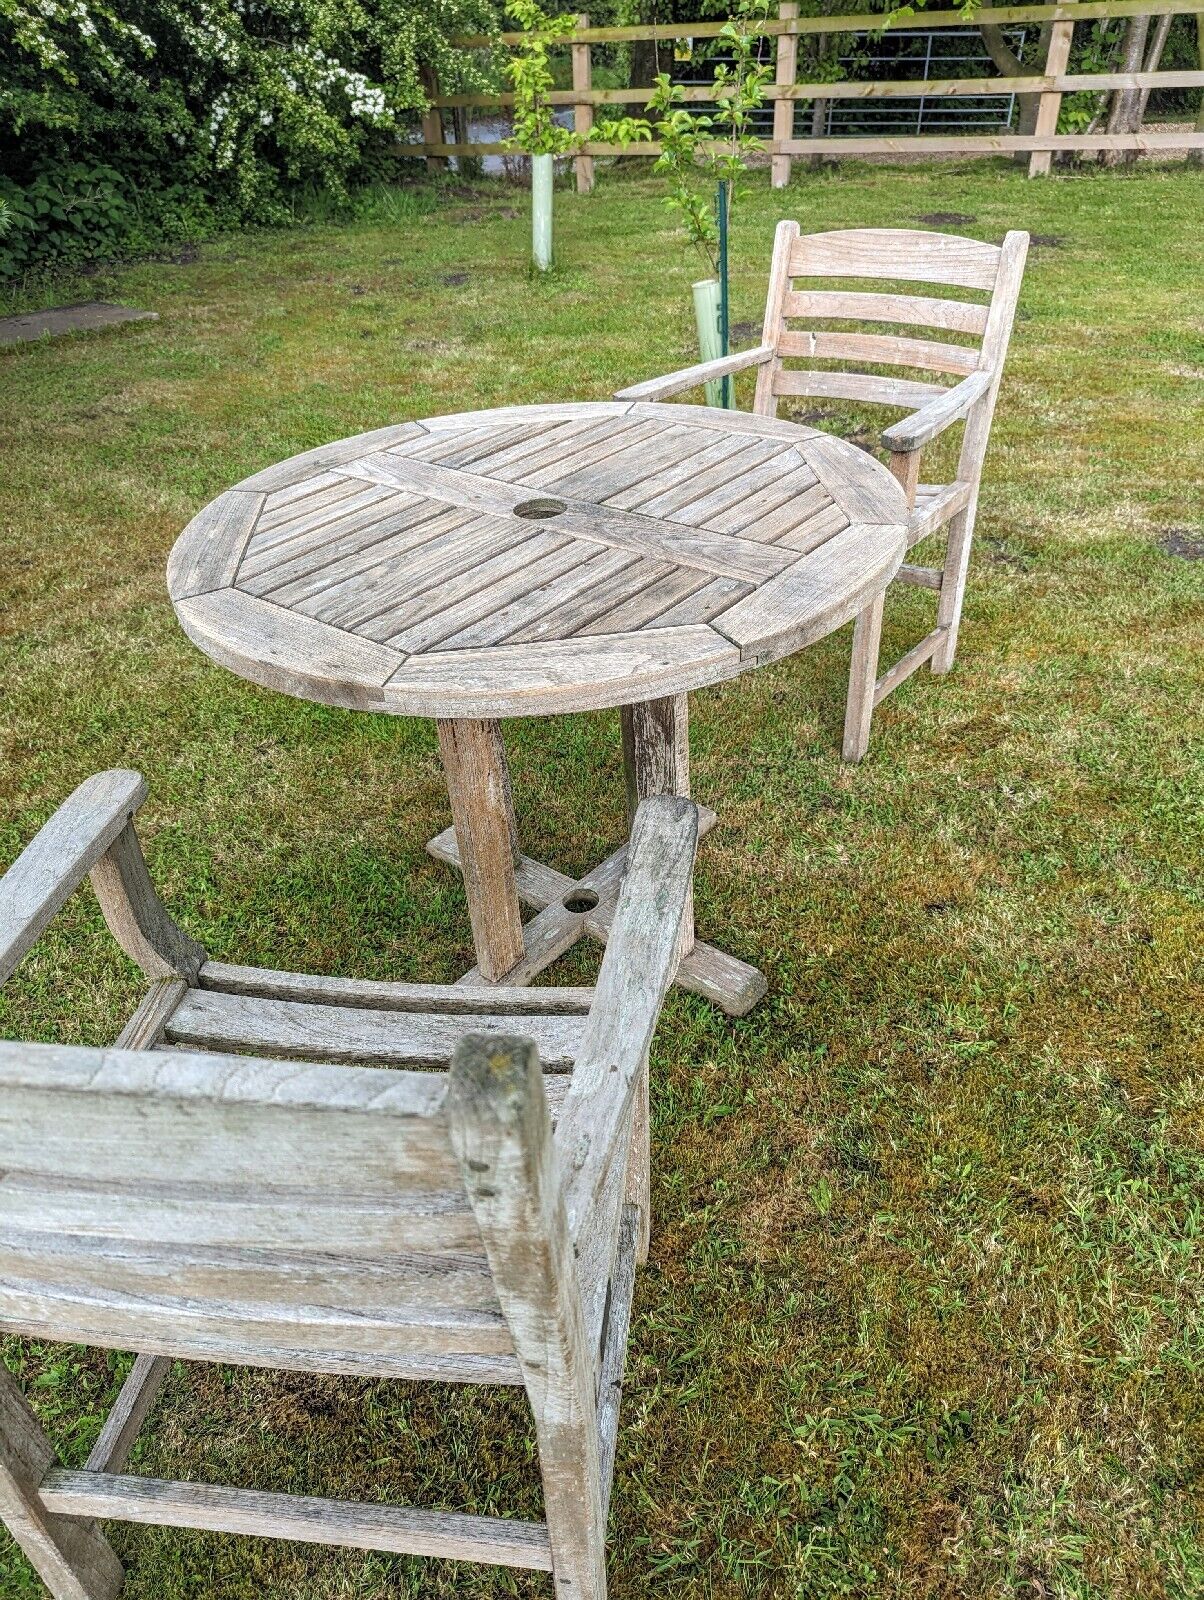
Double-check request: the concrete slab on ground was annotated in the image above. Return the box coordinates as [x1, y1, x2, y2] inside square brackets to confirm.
[0, 301, 158, 347]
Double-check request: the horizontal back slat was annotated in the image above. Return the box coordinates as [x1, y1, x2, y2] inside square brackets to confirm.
[0, 1047, 457, 1192]
[0, 1170, 480, 1253]
[789, 228, 1001, 290]
[784, 289, 990, 335]
[0, 1230, 499, 1314]
[0, 1041, 517, 1368]
[0, 1278, 512, 1360]
[777, 330, 980, 377]
[771, 370, 947, 408]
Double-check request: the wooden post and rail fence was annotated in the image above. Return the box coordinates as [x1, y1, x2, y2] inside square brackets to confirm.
[419, 0, 1204, 186]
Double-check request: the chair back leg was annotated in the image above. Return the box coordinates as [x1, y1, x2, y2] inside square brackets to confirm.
[932, 499, 978, 674]
[0, 1370, 123, 1600]
[842, 591, 886, 764]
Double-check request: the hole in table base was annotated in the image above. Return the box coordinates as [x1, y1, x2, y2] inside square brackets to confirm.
[563, 888, 600, 914]
[513, 497, 567, 520]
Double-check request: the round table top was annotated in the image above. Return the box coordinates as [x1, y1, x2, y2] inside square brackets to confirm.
[168, 401, 907, 719]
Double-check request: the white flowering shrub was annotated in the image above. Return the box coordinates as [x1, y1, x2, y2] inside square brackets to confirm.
[0, 0, 502, 275]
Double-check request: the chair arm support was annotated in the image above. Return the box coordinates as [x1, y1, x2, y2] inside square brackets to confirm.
[0, 770, 147, 984]
[555, 795, 699, 1244]
[0, 769, 205, 986]
[881, 368, 992, 454]
[614, 345, 774, 403]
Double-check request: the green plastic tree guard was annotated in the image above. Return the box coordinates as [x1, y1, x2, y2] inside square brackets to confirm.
[692, 277, 723, 408]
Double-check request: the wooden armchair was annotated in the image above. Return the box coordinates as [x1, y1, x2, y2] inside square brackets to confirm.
[617, 224, 1029, 761]
[0, 769, 698, 1600]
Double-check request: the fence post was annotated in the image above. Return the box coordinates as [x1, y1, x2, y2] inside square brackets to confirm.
[573, 14, 595, 195]
[1028, 18, 1074, 177]
[421, 67, 447, 174]
[1192, 12, 1204, 167]
[771, 1, 799, 189]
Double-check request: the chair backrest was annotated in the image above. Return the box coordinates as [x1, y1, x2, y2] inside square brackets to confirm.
[752, 224, 1029, 484]
[0, 1040, 527, 1382]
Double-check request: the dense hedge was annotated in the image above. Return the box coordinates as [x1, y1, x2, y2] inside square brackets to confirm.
[0, 0, 503, 276]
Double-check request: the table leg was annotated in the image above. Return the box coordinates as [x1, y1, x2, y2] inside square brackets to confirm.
[427, 702, 767, 1016]
[435, 718, 524, 982]
[620, 693, 694, 958]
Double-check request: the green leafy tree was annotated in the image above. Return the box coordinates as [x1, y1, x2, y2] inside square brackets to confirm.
[505, 0, 585, 156]
[0, 0, 504, 275]
[599, 0, 771, 276]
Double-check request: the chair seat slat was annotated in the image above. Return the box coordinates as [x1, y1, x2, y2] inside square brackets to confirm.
[165, 988, 586, 1070]
[198, 960, 595, 1014]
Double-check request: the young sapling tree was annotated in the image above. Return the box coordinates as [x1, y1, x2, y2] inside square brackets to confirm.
[506, 0, 585, 270]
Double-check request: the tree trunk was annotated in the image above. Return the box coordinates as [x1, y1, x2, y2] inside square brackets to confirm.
[980, 23, 1046, 164]
[1135, 12, 1173, 124]
[630, 39, 659, 89]
[809, 35, 831, 168]
[1103, 14, 1150, 164]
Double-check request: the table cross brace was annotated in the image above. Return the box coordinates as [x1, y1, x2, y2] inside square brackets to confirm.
[426, 809, 767, 1017]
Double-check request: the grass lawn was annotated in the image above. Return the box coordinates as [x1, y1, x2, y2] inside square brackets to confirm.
[2, 157, 1203, 1599]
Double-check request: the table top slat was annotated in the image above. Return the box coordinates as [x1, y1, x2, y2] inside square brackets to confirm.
[313, 517, 533, 637]
[170, 402, 907, 718]
[388, 536, 590, 655]
[643, 574, 757, 631]
[243, 502, 461, 605]
[777, 504, 852, 555]
[438, 547, 641, 652]
[577, 567, 749, 637]
[510, 556, 677, 646]
[515, 419, 682, 492]
[496, 420, 670, 488]
[705, 467, 822, 540]
[601, 430, 752, 512]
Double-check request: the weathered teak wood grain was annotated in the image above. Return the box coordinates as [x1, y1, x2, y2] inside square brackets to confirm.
[448, 1034, 607, 1597]
[619, 224, 1029, 761]
[84, 1357, 172, 1477]
[620, 694, 694, 956]
[38, 1472, 554, 1571]
[0, 770, 146, 985]
[166, 399, 903, 1010]
[0, 1370, 123, 1600]
[436, 717, 525, 983]
[166, 401, 904, 721]
[0, 777, 696, 1600]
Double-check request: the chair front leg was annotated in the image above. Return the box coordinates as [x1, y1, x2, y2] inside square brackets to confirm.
[932, 497, 978, 674]
[842, 590, 885, 764]
[888, 447, 921, 510]
[0, 1370, 123, 1600]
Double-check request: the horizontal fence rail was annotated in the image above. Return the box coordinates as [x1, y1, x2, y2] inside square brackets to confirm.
[452, 0, 1204, 46]
[422, 0, 1204, 183]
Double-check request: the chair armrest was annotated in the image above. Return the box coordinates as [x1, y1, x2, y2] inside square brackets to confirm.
[555, 794, 698, 1241]
[614, 345, 774, 403]
[881, 369, 993, 454]
[0, 770, 147, 984]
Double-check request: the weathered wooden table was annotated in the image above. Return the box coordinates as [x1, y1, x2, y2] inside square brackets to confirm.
[168, 401, 907, 1015]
